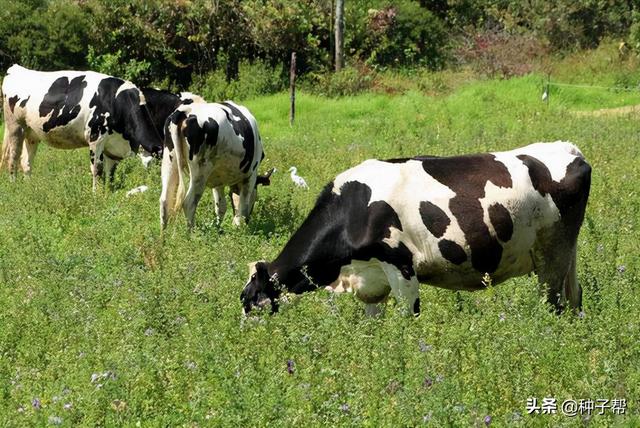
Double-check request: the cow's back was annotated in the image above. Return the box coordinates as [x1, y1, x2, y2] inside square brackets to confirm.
[329, 142, 589, 291]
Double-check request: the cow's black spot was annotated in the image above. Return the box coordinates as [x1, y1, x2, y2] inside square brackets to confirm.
[184, 115, 219, 160]
[141, 88, 181, 139]
[39, 76, 86, 132]
[181, 99, 194, 105]
[518, 154, 591, 240]
[438, 239, 467, 265]
[488, 203, 513, 242]
[88, 78, 161, 155]
[420, 201, 450, 238]
[8, 95, 19, 113]
[221, 102, 255, 174]
[413, 298, 420, 315]
[423, 154, 512, 273]
[19, 96, 30, 108]
[164, 110, 187, 152]
[88, 77, 124, 142]
[269, 180, 415, 293]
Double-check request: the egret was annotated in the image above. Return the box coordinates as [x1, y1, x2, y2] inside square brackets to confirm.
[288, 166, 308, 189]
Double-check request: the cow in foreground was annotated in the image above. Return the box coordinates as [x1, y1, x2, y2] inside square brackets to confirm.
[160, 101, 269, 229]
[1, 64, 164, 188]
[241, 141, 591, 316]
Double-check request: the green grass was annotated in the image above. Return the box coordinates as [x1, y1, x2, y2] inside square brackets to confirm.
[1, 61, 639, 426]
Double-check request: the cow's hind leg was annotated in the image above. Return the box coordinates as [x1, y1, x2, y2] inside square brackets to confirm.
[1, 104, 25, 181]
[159, 149, 178, 230]
[89, 145, 105, 192]
[182, 161, 212, 230]
[20, 137, 38, 177]
[104, 155, 118, 189]
[212, 186, 227, 224]
[233, 177, 256, 226]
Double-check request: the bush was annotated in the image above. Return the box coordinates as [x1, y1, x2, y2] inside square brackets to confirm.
[454, 28, 549, 79]
[190, 60, 286, 102]
[302, 64, 375, 97]
[348, 0, 449, 70]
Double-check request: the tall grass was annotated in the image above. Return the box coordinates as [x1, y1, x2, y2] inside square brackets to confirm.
[0, 59, 639, 425]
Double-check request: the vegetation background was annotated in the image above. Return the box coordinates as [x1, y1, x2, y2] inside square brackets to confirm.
[1, 0, 640, 426]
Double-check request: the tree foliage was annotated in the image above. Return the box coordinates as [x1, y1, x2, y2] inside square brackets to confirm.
[0, 0, 637, 90]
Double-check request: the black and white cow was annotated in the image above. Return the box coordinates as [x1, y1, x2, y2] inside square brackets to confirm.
[241, 141, 591, 316]
[1, 64, 163, 188]
[160, 101, 269, 229]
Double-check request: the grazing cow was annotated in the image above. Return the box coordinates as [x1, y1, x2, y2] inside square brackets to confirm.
[1, 64, 163, 188]
[241, 141, 591, 316]
[160, 101, 269, 229]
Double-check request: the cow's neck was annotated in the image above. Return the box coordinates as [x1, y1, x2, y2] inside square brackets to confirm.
[268, 190, 351, 294]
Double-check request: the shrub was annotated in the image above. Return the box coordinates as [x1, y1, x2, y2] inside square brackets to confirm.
[454, 28, 549, 79]
[302, 64, 376, 97]
[190, 60, 286, 102]
[349, 0, 449, 70]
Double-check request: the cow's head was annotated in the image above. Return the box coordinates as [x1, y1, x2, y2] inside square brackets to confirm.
[241, 261, 281, 314]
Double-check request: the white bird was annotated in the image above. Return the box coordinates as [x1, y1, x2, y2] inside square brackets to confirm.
[288, 166, 308, 189]
[126, 185, 149, 197]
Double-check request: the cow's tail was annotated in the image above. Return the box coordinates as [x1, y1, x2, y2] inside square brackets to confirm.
[167, 108, 190, 216]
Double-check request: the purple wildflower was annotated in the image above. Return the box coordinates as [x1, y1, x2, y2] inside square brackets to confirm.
[484, 415, 492, 426]
[32, 398, 41, 410]
[423, 377, 433, 388]
[286, 359, 295, 375]
[617, 265, 626, 274]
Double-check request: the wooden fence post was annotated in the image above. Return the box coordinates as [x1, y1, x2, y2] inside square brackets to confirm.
[335, 0, 344, 71]
[290, 52, 296, 126]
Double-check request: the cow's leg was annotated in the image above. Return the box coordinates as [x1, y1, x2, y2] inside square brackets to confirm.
[234, 177, 256, 226]
[182, 162, 212, 230]
[2, 110, 24, 181]
[159, 149, 178, 230]
[213, 186, 227, 224]
[381, 263, 420, 316]
[562, 245, 582, 310]
[533, 239, 582, 312]
[89, 144, 105, 192]
[20, 138, 38, 177]
[104, 155, 118, 188]
[365, 302, 387, 317]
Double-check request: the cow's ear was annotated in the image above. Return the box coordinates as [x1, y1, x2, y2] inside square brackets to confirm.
[256, 168, 275, 186]
[247, 261, 258, 275]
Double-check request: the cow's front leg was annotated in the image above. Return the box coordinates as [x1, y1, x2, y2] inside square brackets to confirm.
[382, 263, 420, 316]
[212, 186, 227, 224]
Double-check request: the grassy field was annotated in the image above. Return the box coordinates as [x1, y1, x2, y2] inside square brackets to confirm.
[1, 50, 639, 426]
